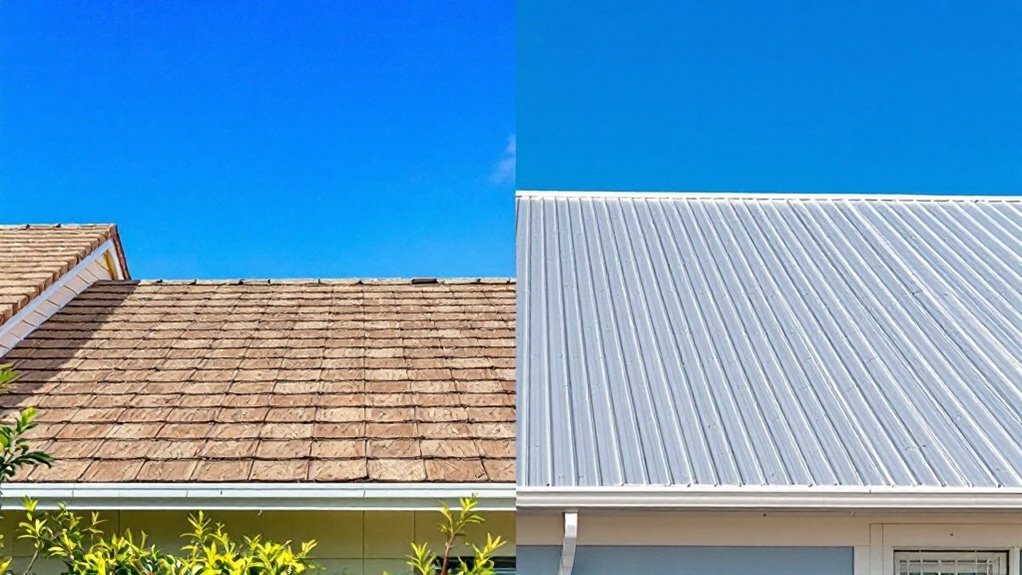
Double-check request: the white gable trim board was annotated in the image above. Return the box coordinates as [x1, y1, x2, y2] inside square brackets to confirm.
[0, 238, 124, 356]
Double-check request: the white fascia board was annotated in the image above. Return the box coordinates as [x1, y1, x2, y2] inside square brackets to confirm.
[0, 483, 516, 511]
[516, 486, 1022, 511]
[515, 190, 1022, 202]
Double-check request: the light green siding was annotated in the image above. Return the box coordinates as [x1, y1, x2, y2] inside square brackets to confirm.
[2, 510, 515, 575]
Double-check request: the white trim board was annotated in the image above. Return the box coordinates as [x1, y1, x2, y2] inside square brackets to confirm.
[0, 239, 121, 356]
[0, 482, 516, 511]
[516, 486, 1022, 510]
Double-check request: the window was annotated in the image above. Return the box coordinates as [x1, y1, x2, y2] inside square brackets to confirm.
[433, 556, 515, 574]
[895, 551, 1008, 575]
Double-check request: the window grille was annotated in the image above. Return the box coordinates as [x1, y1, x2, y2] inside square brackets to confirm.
[895, 551, 1008, 575]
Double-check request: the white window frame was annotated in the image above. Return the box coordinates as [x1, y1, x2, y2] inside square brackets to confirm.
[878, 525, 1022, 575]
[894, 551, 1009, 575]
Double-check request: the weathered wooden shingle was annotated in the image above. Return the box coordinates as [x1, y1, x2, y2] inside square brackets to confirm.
[2, 279, 515, 483]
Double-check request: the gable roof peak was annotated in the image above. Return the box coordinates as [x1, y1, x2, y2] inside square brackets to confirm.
[0, 223, 129, 354]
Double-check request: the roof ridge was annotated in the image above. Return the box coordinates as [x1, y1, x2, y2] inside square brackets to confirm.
[110, 277, 515, 285]
[0, 223, 119, 229]
[516, 190, 1022, 202]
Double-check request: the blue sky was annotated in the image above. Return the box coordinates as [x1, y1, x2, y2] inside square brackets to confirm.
[5, 3, 1021, 279]
[518, 1, 1022, 194]
[1, 1, 514, 278]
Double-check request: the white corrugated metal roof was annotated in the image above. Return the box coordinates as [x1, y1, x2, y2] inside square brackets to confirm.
[517, 192, 1022, 489]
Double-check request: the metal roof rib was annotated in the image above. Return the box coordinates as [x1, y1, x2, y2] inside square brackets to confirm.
[517, 193, 1022, 493]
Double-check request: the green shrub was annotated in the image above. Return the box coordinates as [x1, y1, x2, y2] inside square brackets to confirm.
[0, 365, 53, 482]
[9, 502, 317, 575]
[1, 364, 54, 574]
[397, 496, 506, 575]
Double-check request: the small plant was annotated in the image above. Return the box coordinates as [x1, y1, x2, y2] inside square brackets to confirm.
[396, 495, 507, 575]
[10, 502, 318, 575]
[0, 366, 14, 390]
[0, 365, 55, 575]
[0, 365, 53, 482]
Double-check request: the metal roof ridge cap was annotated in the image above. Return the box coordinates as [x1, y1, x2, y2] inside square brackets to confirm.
[515, 190, 1022, 202]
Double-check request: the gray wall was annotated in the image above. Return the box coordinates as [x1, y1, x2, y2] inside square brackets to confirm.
[518, 545, 853, 575]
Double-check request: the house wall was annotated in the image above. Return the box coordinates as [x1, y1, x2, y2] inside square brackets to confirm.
[1, 510, 515, 575]
[518, 510, 1022, 575]
[519, 545, 853, 575]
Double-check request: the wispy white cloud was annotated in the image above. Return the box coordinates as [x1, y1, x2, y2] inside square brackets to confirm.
[491, 134, 516, 184]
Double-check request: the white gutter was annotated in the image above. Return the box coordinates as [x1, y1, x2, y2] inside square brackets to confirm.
[516, 485, 1022, 511]
[557, 511, 578, 575]
[0, 483, 516, 511]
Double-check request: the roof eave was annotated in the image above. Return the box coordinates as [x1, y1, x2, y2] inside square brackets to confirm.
[1, 482, 516, 511]
[516, 485, 1022, 511]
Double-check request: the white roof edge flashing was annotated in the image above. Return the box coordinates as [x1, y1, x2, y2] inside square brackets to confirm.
[514, 189, 1022, 202]
[0, 482, 516, 511]
[516, 486, 1022, 510]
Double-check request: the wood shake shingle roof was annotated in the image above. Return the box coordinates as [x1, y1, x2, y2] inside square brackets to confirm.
[1, 279, 515, 483]
[0, 224, 127, 324]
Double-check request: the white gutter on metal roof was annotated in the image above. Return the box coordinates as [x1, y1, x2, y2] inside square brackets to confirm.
[516, 486, 1022, 510]
[557, 512, 578, 575]
[0, 483, 515, 511]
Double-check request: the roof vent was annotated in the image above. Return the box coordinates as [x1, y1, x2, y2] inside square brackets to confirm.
[410, 277, 438, 284]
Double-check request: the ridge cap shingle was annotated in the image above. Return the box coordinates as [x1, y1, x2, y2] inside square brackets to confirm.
[0, 223, 119, 230]
[124, 277, 515, 285]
